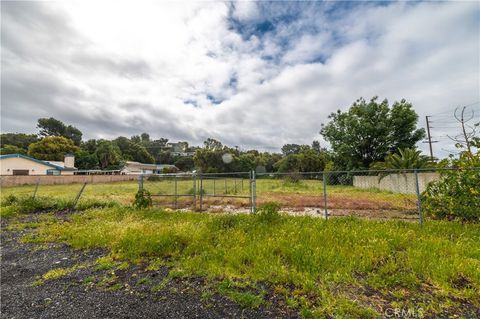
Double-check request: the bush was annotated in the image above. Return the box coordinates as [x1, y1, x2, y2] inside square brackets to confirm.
[422, 168, 480, 222]
[133, 189, 152, 209]
[255, 202, 281, 223]
[1, 194, 18, 206]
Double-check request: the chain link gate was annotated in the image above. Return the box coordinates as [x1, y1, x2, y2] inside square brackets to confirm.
[139, 171, 256, 212]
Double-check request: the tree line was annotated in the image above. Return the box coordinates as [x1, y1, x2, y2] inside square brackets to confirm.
[2, 96, 474, 173]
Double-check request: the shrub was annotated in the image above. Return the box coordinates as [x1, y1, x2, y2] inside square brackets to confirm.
[422, 168, 480, 222]
[133, 189, 152, 209]
[255, 202, 281, 223]
[1, 194, 18, 206]
[422, 146, 479, 222]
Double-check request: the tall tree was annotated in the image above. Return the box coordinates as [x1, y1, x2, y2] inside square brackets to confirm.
[281, 144, 302, 156]
[320, 97, 425, 169]
[28, 136, 79, 161]
[64, 125, 83, 146]
[203, 138, 223, 150]
[37, 117, 65, 137]
[140, 133, 150, 143]
[36, 117, 82, 146]
[95, 140, 121, 169]
[114, 136, 154, 163]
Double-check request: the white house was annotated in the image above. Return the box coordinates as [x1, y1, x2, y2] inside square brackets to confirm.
[0, 154, 77, 175]
[121, 161, 179, 174]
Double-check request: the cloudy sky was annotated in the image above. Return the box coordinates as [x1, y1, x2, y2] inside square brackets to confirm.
[1, 1, 479, 156]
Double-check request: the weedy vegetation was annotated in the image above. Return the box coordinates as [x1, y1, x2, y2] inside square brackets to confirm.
[3, 195, 478, 318]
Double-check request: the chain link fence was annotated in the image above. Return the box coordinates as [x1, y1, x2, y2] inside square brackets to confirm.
[141, 172, 254, 212]
[2, 168, 476, 223]
[140, 168, 478, 223]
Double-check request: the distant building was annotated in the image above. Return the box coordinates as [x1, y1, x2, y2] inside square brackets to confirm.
[164, 142, 196, 157]
[0, 154, 77, 175]
[121, 161, 179, 175]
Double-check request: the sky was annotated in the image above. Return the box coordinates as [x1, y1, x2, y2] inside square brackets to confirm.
[1, 1, 479, 157]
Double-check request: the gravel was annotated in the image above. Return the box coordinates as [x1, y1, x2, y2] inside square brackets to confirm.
[1, 215, 297, 319]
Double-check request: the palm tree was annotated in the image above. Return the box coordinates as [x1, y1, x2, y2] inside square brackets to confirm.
[370, 148, 433, 179]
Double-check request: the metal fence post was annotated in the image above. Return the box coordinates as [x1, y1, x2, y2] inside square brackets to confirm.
[224, 178, 227, 194]
[213, 178, 216, 196]
[32, 179, 40, 199]
[193, 172, 197, 210]
[73, 182, 87, 208]
[252, 170, 256, 213]
[199, 174, 203, 211]
[249, 171, 253, 213]
[414, 169, 423, 225]
[138, 174, 143, 192]
[174, 174, 178, 209]
[323, 172, 328, 220]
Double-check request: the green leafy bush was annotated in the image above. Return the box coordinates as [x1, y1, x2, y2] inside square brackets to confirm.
[1, 194, 18, 206]
[422, 150, 480, 222]
[133, 189, 152, 208]
[255, 202, 281, 223]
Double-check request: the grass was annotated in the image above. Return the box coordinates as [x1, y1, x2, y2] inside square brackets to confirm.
[0, 178, 416, 213]
[34, 263, 89, 286]
[14, 204, 480, 317]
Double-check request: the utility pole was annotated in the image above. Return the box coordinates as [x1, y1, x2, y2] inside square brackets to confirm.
[425, 116, 434, 160]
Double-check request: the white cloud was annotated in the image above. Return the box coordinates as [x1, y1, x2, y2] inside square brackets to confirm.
[1, 1, 478, 158]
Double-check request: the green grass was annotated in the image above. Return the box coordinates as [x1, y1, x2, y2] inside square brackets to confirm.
[1, 178, 415, 212]
[15, 205, 480, 317]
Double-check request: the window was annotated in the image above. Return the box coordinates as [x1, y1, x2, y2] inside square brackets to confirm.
[12, 169, 29, 176]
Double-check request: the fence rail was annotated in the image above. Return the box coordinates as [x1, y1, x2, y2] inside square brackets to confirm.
[3, 168, 477, 223]
[139, 167, 479, 223]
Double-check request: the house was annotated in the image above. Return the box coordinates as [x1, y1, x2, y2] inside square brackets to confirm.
[0, 154, 77, 175]
[164, 142, 196, 157]
[121, 161, 179, 175]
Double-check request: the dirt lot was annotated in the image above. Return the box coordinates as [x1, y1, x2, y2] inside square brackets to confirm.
[154, 192, 419, 221]
[1, 215, 297, 319]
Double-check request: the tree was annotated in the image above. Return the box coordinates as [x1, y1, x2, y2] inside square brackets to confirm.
[311, 140, 321, 154]
[320, 97, 425, 170]
[0, 144, 26, 155]
[0, 133, 38, 150]
[113, 137, 155, 164]
[64, 125, 83, 146]
[281, 144, 302, 156]
[130, 135, 141, 144]
[144, 138, 169, 158]
[174, 156, 195, 171]
[37, 117, 65, 137]
[204, 138, 223, 150]
[370, 148, 433, 171]
[274, 147, 326, 173]
[157, 151, 175, 164]
[75, 150, 99, 170]
[95, 140, 121, 169]
[36, 117, 83, 146]
[28, 136, 79, 161]
[81, 139, 98, 154]
[140, 133, 150, 143]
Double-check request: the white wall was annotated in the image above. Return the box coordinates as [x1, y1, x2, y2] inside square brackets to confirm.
[0, 157, 53, 175]
[353, 173, 440, 194]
